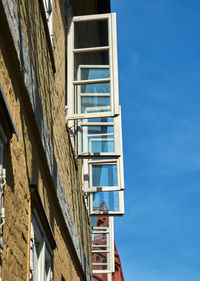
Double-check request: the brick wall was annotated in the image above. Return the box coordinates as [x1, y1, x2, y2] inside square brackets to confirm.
[0, 0, 94, 280]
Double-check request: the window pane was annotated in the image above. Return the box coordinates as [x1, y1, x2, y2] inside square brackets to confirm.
[81, 68, 109, 80]
[74, 52, 109, 79]
[81, 126, 114, 153]
[81, 96, 110, 113]
[93, 191, 120, 212]
[90, 139, 114, 153]
[92, 233, 108, 247]
[74, 20, 108, 49]
[81, 82, 110, 93]
[45, 260, 51, 281]
[92, 164, 117, 186]
[92, 254, 108, 271]
[91, 216, 110, 228]
[33, 241, 40, 280]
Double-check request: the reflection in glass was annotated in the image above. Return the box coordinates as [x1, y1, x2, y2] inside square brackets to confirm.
[90, 139, 114, 153]
[81, 125, 114, 153]
[81, 96, 110, 113]
[93, 191, 119, 212]
[81, 82, 110, 93]
[74, 52, 109, 80]
[92, 164, 117, 186]
[81, 68, 109, 80]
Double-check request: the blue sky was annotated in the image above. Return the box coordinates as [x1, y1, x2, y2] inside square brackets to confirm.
[111, 0, 200, 280]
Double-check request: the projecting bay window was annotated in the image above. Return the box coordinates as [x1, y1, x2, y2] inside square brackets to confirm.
[79, 110, 125, 215]
[67, 13, 119, 120]
[91, 216, 114, 274]
[66, 14, 125, 216]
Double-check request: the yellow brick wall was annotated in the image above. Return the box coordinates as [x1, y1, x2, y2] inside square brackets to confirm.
[0, 0, 92, 280]
[15, 0, 91, 263]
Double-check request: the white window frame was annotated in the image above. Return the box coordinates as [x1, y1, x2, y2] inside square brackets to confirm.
[77, 65, 111, 116]
[77, 111, 122, 158]
[83, 158, 124, 193]
[89, 190, 124, 216]
[92, 217, 114, 274]
[30, 209, 53, 281]
[67, 13, 119, 120]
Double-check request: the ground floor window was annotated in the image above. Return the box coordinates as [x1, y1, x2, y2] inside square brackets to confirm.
[30, 210, 53, 281]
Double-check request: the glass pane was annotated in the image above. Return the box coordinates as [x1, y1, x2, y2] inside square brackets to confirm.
[93, 191, 120, 212]
[91, 216, 110, 228]
[75, 67, 111, 114]
[92, 164, 117, 186]
[81, 83, 110, 93]
[81, 96, 110, 113]
[33, 241, 40, 280]
[74, 20, 108, 49]
[74, 52, 109, 80]
[81, 68, 109, 80]
[92, 253, 108, 270]
[81, 126, 114, 153]
[45, 261, 50, 281]
[91, 140, 114, 153]
[92, 233, 108, 247]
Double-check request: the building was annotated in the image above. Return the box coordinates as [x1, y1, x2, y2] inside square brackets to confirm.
[0, 0, 125, 280]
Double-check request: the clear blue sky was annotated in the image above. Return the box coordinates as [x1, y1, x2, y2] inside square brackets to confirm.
[111, 0, 200, 280]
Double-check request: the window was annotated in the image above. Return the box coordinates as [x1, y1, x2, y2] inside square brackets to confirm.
[43, 0, 54, 47]
[77, 112, 123, 158]
[0, 130, 6, 248]
[67, 13, 119, 120]
[91, 216, 114, 274]
[29, 185, 56, 281]
[0, 85, 18, 249]
[30, 210, 53, 281]
[83, 158, 124, 192]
